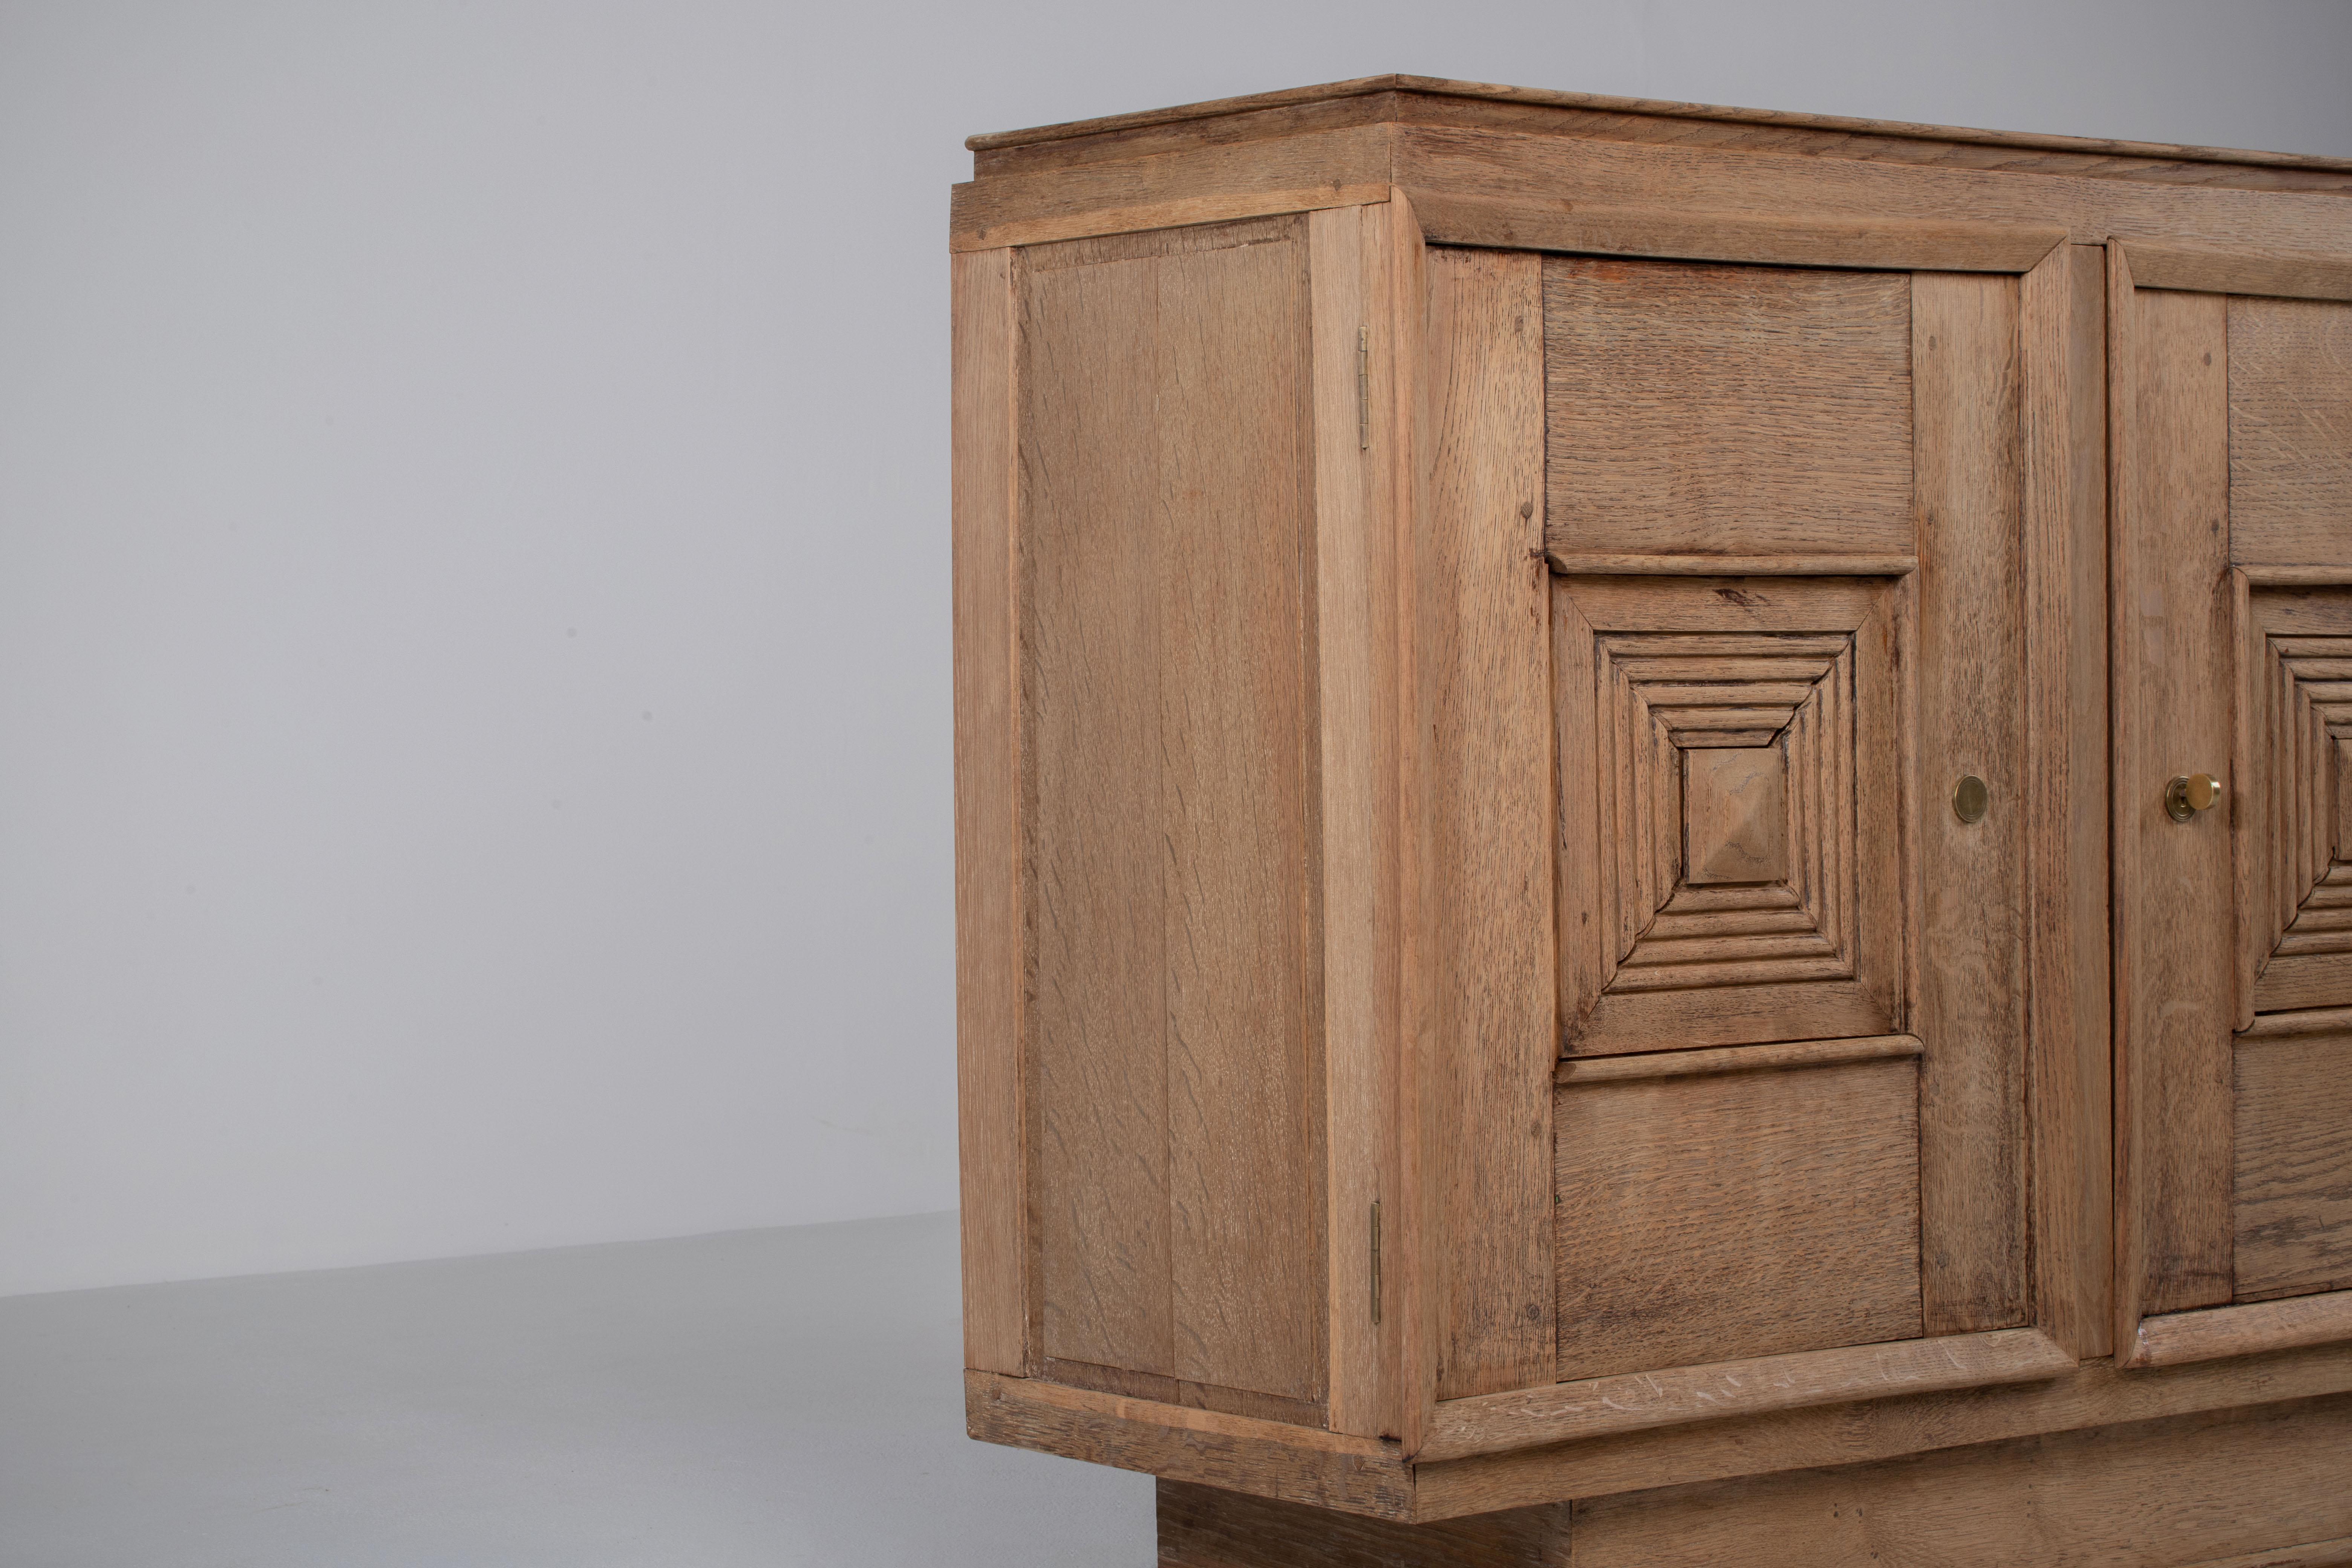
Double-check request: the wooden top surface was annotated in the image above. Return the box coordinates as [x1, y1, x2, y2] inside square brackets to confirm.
[967, 74, 2352, 179]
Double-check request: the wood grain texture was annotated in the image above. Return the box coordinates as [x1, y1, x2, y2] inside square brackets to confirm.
[1412, 1338, 2352, 1518]
[1310, 202, 1402, 1439]
[1020, 219, 1326, 1404]
[953, 246, 1026, 1375]
[1157, 1480, 1568, 1568]
[2111, 254, 2237, 1335]
[1568, 1395, 2352, 1568]
[952, 182, 1389, 251]
[2130, 1292, 2352, 1369]
[1545, 257, 1914, 558]
[2022, 241, 2114, 1359]
[1548, 551, 1917, 576]
[1386, 187, 1433, 1461]
[1415, 245, 1556, 1404]
[1913, 270, 2029, 1337]
[966, 1371, 1412, 1520]
[1422, 1329, 2068, 1463]
[2187, 1538, 2352, 1568]
[969, 76, 2352, 190]
[2231, 297, 2352, 570]
[2236, 1029, 2352, 1301]
[951, 124, 1396, 250]
[1410, 188, 2062, 272]
[1554, 575, 1904, 1054]
[2122, 241, 2352, 305]
[2235, 589, 2352, 1019]
[1553, 1055, 1922, 1381]
[1396, 124, 2352, 256]
[1681, 746, 1785, 884]
[958, 98, 2352, 270]
[1554, 1033, 1921, 1085]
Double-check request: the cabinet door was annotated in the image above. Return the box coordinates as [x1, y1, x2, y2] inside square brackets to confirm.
[2112, 243, 2352, 1367]
[1417, 234, 2106, 1462]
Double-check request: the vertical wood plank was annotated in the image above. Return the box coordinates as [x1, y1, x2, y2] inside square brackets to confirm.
[954, 246, 1026, 1375]
[1021, 218, 1329, 1408]
[1914, 270, 2030, 1334]
[1312, 202, 1402, 1437]
[1418, 245, 1556, 1404]
[2022, 241, 2115, 1358]
[2110, 249, 2237, 1338]
[1024, 251, 1173, 1379]
[1387, 188, 1434, 1456]
[1158, 234, 1325, 1403]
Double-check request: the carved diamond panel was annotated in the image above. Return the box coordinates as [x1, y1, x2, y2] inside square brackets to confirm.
[1597, 632, 1855, 993]
[1557, 576, 1903, 1054]
[2240, 590, 2352, 1015]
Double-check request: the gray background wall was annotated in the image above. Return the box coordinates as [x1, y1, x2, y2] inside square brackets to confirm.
[3, 0, 2348, 1298]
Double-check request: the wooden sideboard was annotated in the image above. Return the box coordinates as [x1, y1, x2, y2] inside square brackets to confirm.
[950, 77, 2352, 1565]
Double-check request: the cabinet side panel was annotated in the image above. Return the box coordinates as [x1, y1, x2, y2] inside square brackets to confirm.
[1021, 217, 1328, 1407]
[1418, 247, 1557, 1403]
[1024, 252, 1174, 1378]
[1913, 271, 2029, 1335]
[1158, 234, 1326, 1402]
[955, 247, 1026, 1375]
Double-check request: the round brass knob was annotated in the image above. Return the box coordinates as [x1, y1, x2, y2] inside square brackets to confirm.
[1952, 775, 1989, 824]
[2165, 773, 2222, 823]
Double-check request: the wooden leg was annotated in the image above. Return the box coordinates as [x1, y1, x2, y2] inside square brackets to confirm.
[1156, 1480, 1569, 1567]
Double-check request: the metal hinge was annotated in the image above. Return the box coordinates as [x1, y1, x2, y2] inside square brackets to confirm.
[1369, 1200, 1383, 1325]
[1356, 326, 1371, 451]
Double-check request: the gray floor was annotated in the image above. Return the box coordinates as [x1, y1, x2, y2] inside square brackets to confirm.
[0, 1212, 1153, 1566]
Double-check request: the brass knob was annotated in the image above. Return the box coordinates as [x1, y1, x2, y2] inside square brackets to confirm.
[1952, 775, 1989, 824]
[2165, 773, 2222, 823]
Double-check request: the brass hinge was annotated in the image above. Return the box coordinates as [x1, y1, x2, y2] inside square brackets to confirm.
[1369, 1200, 1383, 1325]
[1356, 326, 1371, 451]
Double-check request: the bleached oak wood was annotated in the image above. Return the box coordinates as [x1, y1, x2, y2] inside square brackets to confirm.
[1419, 1328, 2070, 1463]
[1553, 573, 1904, 1053]
[970, 77, 2352, 191]
[1552, 1033, 1921, 1085]
[1157, 1480, 1568, 1568]
[1551, 1055, 1922, 1383]
[951, 182, 1390, 251]
[1386, 185, 1433, 1462]
[1412, 188, 2064, 272]
[2230, 296, 2352, 570]
[1021, 216, 1326, 1404]
[2022, 240, 2114, 1359]
[1568, 1395, 2352, 1568]
[2129, 1292, 2352, 1369]
[1544, 257, 1914, 560]
[2109, 244, 2237, 1344]
[951, 247, 1026, 1377]
[2117, 240, 2352, 304]
[1546, 551, 1916, 577]
[1415, 245, 1555, 1406]
[966, 1371, 1412, 1519]
[1913, 269, 2029, 1337]
[2236, 1028, 2352, 1300]
[1310, 202, 1403, 1438]
[1412, 1338, 2352, 1518]
[2187, 1538, 2352, 1568]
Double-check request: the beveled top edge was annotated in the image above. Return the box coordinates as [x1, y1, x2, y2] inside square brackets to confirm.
[964, 74, 2352, 175]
